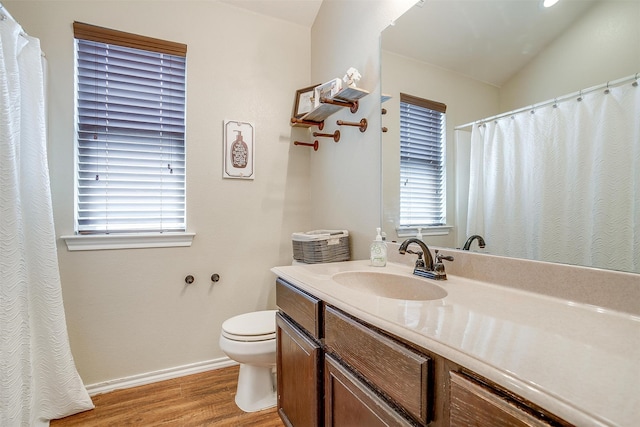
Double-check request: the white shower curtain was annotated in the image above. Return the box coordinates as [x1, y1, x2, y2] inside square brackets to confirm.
[0, 7, 94, 426]
[467, 79, 640, 273]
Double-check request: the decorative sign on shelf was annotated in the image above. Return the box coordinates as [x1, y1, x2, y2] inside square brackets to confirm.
[223, 120, 254, 180]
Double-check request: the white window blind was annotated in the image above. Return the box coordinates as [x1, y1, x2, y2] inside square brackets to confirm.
[74, 23, 187, 234]
[399, 93, 446, 227]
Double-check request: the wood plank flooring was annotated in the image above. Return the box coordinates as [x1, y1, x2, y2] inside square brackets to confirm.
[51, 365, 284, 426]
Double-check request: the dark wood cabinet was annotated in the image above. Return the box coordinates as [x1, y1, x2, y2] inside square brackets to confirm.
[276, 313, 322, 427]
[324, 355, 413, 427]
[324, 306, 431, 425]
[275, 277, 573, 427]
[449, 371, 571, 427]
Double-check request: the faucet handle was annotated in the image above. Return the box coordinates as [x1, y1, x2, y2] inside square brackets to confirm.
[435, 250, 454, 262]
[406, 249, 426, 268]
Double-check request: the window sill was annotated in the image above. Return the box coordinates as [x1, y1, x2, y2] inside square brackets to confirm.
[61, 232, 195, 251]
[396, 226, 453, 238]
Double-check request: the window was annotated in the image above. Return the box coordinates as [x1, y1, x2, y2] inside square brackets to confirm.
[399, 93, 446, 227]
[73, 22, 187, 235]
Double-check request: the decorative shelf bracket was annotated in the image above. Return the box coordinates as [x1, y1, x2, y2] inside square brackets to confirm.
[291, 117, 325, 130]
[313, 130, 340, 142]
[320, 97, 359, 114]
[294, 140, 319, 151]
[337, 118, 368, 133]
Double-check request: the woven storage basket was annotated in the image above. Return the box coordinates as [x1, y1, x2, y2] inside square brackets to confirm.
[292, 230, 350, 264]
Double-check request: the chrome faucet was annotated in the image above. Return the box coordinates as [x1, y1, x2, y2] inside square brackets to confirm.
[462, 234, 486, 251]
[398, 238, 453, 280]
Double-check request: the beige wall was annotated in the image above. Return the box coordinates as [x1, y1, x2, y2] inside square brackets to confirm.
[6, 0, 312, 385]
[501, 0, 640, 111]
[309, 0, 415, 259]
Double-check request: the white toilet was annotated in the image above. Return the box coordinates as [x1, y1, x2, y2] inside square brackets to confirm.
[219, 309, 278, 412]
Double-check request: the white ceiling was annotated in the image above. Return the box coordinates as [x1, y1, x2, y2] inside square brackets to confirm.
[218, 0, 322, 27]
[217, 0, 598, 88]
[382, 0, 598, 87]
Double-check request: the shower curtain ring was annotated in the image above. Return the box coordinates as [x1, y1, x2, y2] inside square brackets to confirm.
[604, 82, 610, 94]
[633, 73, 639, 87]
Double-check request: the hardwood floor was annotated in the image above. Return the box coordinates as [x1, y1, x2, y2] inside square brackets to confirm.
[51, 365, 284, 426]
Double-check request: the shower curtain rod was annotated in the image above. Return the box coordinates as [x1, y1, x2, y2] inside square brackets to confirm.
[454, 72, 640, 130]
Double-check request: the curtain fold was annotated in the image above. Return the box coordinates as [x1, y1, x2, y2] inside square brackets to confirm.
[467, 80, 640, 273]
[1, 9, 94, 426]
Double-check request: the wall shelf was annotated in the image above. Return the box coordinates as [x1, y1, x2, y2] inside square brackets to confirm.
[292, 87, 369, 126]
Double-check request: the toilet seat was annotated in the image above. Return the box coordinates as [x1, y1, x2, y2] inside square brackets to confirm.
[221, 310, 277, 342]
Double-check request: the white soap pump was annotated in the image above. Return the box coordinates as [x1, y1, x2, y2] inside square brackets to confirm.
[370, 227, 387, 267]
[416, 227, 423, 240]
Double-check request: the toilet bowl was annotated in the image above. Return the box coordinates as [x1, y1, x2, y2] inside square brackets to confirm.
[219, 309, 278, 412]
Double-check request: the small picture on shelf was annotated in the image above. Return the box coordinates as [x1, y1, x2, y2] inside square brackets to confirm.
[313, 78, 342, 108]
[293, 84, 319, 118]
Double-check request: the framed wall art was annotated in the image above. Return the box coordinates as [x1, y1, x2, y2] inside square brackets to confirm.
[292, 84, 319, 118]
[223, 120, 255, 180]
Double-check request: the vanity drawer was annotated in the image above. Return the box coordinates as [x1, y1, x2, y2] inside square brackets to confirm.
[324, 306, 431, 425]
[276, 278, 322, 339]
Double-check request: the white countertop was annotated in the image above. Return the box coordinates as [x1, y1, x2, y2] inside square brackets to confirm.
[271, 260, 640, 427]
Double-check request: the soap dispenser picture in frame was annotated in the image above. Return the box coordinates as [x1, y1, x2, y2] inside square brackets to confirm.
[223, 120, 254, 179]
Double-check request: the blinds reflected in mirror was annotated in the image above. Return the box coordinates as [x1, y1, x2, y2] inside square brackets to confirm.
[399, 93, 446, 227]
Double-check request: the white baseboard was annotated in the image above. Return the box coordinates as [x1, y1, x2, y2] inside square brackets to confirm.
[85, 357, 238, 396]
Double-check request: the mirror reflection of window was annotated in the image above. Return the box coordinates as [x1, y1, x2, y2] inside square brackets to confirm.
[399, 93, 447, 228]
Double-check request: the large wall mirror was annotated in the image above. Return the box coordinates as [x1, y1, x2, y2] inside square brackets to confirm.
[381, 0, 639, 273]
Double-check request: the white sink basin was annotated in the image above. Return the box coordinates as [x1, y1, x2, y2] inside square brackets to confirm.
[331, 271, 448, 301]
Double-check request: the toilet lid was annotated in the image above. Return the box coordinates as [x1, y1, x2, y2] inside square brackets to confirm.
[222, 310, 277, 342]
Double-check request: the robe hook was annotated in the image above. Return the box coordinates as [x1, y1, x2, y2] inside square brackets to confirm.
[336, 118, 368, 132]
[312, 129, 340, 142]
[294, 140, 319, 151]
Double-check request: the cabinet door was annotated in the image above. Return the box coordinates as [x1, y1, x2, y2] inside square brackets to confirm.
[450, 371, 557, 427]
[324, 306, 431, 425]
[325, 355, 413, 427]
[276, 312, 322, 427]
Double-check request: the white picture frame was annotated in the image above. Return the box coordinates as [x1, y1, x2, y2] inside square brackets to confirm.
[223, 120, 255, 180]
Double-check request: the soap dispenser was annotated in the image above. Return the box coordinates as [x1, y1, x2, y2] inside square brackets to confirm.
[370, 227, 387, 267]
[416, 227, 423, 241]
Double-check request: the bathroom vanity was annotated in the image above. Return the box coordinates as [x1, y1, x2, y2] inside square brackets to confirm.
[272, 256, 639, 427]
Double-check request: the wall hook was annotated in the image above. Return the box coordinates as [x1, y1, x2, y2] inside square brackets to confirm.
[336, 118, 368, 132]
[294, 140, 319, 151]
[313, 130, 340, 142]
[185, 275, 194, 284]
[211, 273, 220, 283]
